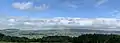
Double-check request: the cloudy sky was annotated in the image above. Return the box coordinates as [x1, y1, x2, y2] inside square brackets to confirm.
[0, 0, 120, 30]
[0, 0, 120, 18]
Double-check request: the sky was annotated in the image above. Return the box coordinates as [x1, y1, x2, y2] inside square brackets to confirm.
[1, 0, 120, 30]
[0, 0, 120, 18]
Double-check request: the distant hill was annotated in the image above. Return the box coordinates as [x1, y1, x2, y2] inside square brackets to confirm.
[0, 29, 120, 38]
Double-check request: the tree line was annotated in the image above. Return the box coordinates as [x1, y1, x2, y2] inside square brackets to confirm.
[0, 33, 120, 43]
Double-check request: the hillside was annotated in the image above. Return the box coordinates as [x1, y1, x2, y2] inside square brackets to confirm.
[1, 29, 120, 39]
[1, 32, 120, 43]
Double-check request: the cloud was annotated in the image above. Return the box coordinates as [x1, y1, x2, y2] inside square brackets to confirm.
[110, 10, 120, 18]
[12, 2, 49, 11]
[67, 3, 78, 9]
[1, 15, 120, 30]
[62, 0, 82, 9]
[12, 2, 33, 10]
[95, 0, 108, 7]
[8, 19, 16, 22]
[0, 17, 120, 30]
[34, 4, 49, 10]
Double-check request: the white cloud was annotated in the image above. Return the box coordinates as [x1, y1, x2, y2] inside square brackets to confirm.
[24, 22, 34, 25]
[12, 2, 49, 11]
[12, 2, 33, 10]
[8, 19, 16, 22]
[95, 0, 108, 7]
[1, 16, 120, 30]
[34, 4, 49, 10]
[67, 4, 78, 8]
[62, 0, 80, 9]
[111, 10, 119, 14]
[110, 10, 120, 18]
